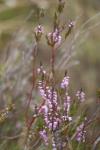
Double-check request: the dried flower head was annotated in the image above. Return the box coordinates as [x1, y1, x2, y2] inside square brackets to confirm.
[34, 25, 44, 42]
[58, 0, 65, 13]
[68, 21, 75, 28]
[65, 21, 75, 39]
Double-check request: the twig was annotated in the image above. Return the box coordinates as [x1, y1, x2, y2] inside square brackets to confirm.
[25, 82, 35, 124]
[92, 136, 100, 150]
[0, 134, 21, 140]
[51, 47, 55, 75]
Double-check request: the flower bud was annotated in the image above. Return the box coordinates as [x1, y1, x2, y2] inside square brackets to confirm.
[34, 25, 44, 42]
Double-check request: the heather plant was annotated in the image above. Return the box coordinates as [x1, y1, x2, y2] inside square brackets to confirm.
[18, 1, 99, 150]
[0, 0, 100, 150]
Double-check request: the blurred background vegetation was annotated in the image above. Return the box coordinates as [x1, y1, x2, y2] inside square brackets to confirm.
[0, 0, 100, 150]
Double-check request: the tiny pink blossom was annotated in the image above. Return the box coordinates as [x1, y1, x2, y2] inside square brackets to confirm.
[76, 122, 86, 142]
[40, 129, 48, 145]
[61, 76, 70, 89]
[47, 28, 61, 48]
[76, 89, 85, 102]
[39, 105, 48, 115]
[34, 25, 44, 41]
[34, 25, 44, 35]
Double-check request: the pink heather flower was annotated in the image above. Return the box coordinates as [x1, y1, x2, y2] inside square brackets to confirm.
[76, 89, 85, 102]
[62, 115, 72, 122]
[38, 80, 48, 101]
[68, 21, 75, 28]
[62, 94, 72, 122]
[61, 76, 70, 89]
[16, 122, 22, 129]
[76, 122, 86, 143]
[64, 95, 71, 112]
[53, 147, 57, 150]
[67, 116, 72, 121]
[39, 105, 48, 115]
[47, 28, 61, 48]
[47, 117, 60, 131]
[53, 121, 59, 130]
[40, 129, 48, 145]
[38, 82, 45, 99]
[37, 63, 46, 75]
[38, 83, 61, 131]
[37, 67, 46, 75]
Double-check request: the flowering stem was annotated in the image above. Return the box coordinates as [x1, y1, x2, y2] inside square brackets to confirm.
[51, 88, 54, 132]
[25, 81, 35, 124]
[25, 44, 38, 124]
[51, 47, 55, 76]
[25, 42, 39, 125]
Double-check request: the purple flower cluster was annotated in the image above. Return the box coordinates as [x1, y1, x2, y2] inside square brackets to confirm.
[76, 89, 85, 102]
[38, 80, 46, 100]
[37, 64, 46, 75]
[25, 0, 89, 149]
[47, 28, 61, 48]
[76, 122, 86, 142]
[62, 94, 72, 121]
[39, 129, 48, 145]
[61, 75, 70, 89]
[38, 81, 61, 131]
[37, 71, 86, 147]
[68, 21, 75, 28]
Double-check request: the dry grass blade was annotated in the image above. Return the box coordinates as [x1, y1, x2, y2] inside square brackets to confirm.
[56, 12, 100, 70]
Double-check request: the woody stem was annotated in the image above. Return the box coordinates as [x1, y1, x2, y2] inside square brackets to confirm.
[51, 47, 55, 75]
